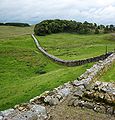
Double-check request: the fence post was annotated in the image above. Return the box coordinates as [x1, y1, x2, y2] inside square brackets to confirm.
[105, 45, 108, 54]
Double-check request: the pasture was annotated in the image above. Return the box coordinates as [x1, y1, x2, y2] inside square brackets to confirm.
[0, 26, 114, 110]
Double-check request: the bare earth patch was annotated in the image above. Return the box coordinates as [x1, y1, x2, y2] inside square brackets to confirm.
[48, 98, 115, 120]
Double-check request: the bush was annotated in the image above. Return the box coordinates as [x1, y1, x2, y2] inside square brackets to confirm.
[37, 69, 46, 74]
[35, 68, 46, 74]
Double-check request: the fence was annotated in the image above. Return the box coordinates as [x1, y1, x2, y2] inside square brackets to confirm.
[32, 34, 113, 67]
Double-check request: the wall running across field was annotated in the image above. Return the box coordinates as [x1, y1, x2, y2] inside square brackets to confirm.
[32, 34, 113, 67]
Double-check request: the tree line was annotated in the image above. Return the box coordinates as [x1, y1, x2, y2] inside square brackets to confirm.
[0, 22, 30, 27]
[34, 19, 115, 36]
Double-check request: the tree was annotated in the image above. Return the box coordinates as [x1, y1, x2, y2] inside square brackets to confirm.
[99, 24, 105, 29]
[94, 28, 99, 34]
[94, 23, 97, 28]
[104, 26, 110, 33]
[110, 24, 114, 32]
[34, 19, 109, 36]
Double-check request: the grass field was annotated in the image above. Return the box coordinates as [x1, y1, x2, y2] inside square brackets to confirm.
[0, 25, 34, 39]
[0, 26, 114, 110]
[37, 33, 115, 60]
[99, 63, 115, 82]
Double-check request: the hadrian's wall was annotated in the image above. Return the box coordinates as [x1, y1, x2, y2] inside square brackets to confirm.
[32, 34, 113, 67]
[0, 53, 114, 120]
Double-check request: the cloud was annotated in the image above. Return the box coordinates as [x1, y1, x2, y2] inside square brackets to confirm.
[0, 0, 115, 24]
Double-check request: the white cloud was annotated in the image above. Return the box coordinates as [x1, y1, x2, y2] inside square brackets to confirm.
[0, 0, 115, 24]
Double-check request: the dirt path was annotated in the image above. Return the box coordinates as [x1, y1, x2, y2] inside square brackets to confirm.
[48, 98, 115, 120]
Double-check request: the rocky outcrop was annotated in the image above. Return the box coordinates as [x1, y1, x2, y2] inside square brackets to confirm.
[0, 104, 47, 120]
[0, 53, 115, 120]
[69, 81, 115, 115]
[32, 34, 113, 66]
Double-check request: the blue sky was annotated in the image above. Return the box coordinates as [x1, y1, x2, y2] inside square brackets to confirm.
[0, 0, 115, 24]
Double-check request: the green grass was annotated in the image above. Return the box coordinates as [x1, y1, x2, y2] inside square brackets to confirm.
[0, 25, 34, 39]
[0, 26, 94, 110]
[99, 63, 115, 82]
[0, 26, 114, 110]
[37, 33, 115, 60]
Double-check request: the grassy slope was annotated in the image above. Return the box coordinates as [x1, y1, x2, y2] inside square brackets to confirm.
[0, 26, 114, 110]
[37, 33, 115, 60]
[0, 25, 34, 39]
[38, 33, 115, 82]
[99, 63, 115, 82]
[0, 26, 93, 110]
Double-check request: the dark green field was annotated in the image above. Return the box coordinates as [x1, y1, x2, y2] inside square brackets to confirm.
[0, 26, 114, 110]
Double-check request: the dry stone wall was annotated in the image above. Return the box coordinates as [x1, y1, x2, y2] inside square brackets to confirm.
[32, 34, 113, 67]
[0, 53, 114, 120]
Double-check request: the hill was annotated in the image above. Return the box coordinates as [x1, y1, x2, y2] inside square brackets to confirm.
[0, 25, 34, 39]
[0, 22, 30, 27]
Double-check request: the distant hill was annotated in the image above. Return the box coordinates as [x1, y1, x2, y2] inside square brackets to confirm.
[0, 25, 34, 39]
[0, 22, 30, 27]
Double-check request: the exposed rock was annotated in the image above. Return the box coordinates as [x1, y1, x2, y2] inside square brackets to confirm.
[68, 98, 76, 106]
[44, 96, 52, 103]
[30, 105, 47, 118]
[73, 88, 84, 98]
[106, 106, 114, 115]
[9, 111, 38, 120]
[0, 112, 3, 117]
[30, 91, 49, 104]
[15, 103, 30, 112]
[78, 100, 85, 107]
[57, 88, 70, 97]
[83, 102, 94, 109]
[1, 109, 16, 117]
[73, 99, 79, 107]
[0, 116, 3, 120]
[49, 97, 59, 106]
[97, 106, 106, 114]
[56, 94, 62, 100]
[44, 96, 59, 106]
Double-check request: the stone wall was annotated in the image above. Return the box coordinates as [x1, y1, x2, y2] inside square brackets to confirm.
[32, 34, 113, 67]
[0, 53, 114, 120]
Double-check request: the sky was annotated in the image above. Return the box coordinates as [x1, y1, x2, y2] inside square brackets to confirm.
[0, 0, 115, 25]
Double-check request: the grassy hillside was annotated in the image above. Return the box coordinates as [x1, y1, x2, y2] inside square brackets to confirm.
[0, 25, 34, 39]
[0, 26, 93, 110]
[99, 63, 115, 82]
[37, 33, 115, 60]
[0, 26, 114, 110]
